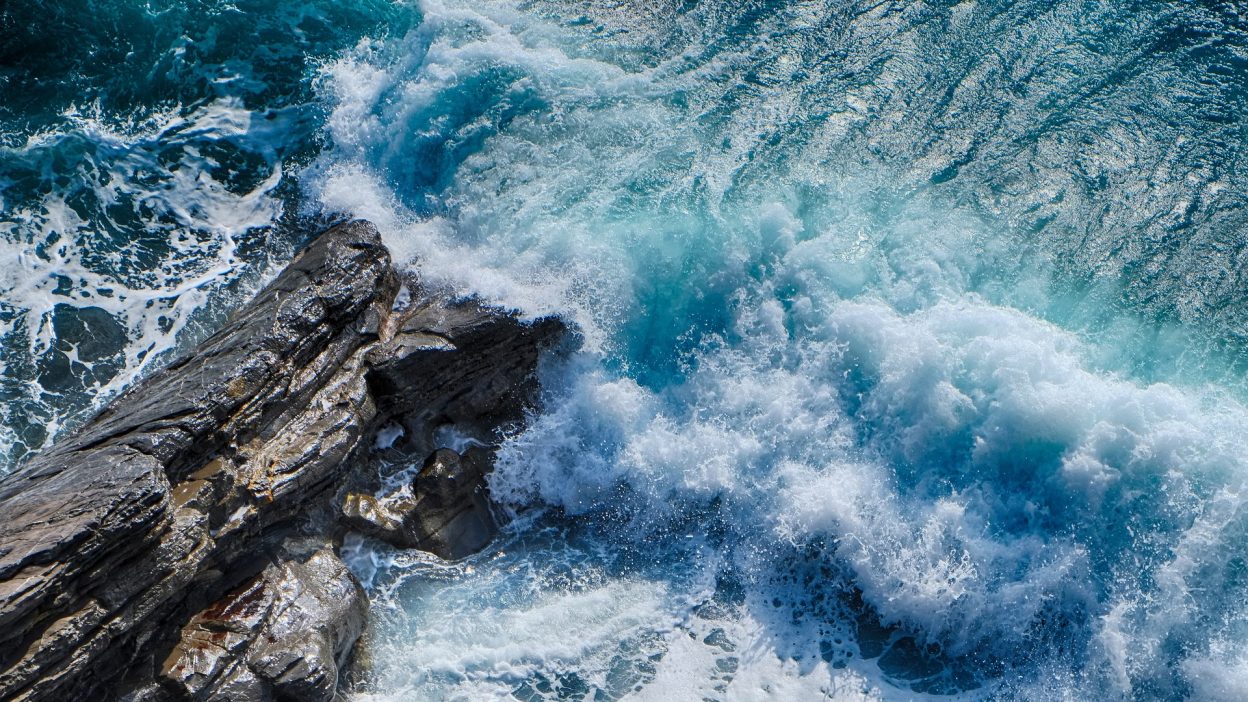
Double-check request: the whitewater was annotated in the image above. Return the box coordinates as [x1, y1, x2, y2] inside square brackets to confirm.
[4, 0, 1248, 699]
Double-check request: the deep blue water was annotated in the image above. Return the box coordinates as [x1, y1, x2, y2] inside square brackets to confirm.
[6, 1, 1248, 699]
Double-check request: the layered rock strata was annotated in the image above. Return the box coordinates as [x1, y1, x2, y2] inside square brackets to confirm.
[0, 221, 564, 701]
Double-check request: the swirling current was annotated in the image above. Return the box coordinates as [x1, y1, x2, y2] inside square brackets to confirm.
[5, 1, 1248, 699]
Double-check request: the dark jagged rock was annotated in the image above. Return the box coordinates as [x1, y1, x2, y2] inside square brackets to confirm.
[0, 221, 566, 701]
[367, 293, 566, 441]
[341, 447, 496, 559]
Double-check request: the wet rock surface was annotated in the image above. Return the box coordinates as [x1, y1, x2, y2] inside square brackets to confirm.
[341, 447, 497, 560]
[0, 221, 566, 701]
[160, 543, 366, 702]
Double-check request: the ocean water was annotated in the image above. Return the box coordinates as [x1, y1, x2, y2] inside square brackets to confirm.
[5, 0, 1248, 699]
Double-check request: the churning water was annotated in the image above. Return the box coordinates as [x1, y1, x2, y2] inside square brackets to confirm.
[6, 1, 1248, 699]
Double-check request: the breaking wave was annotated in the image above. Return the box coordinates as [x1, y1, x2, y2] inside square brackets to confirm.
[8, 0, 1248, 699]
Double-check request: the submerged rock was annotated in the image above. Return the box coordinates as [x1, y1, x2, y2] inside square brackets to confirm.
[0, 221, 566, 701]
[341, 446, 497, 559]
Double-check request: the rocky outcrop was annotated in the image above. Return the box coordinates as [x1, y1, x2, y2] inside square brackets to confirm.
[341, 447, 496, 560]
[160, 542, 366, 702]
[0, 221, 566, 701]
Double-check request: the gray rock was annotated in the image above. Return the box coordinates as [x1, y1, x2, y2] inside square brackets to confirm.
[341, 447, 497, 559]
[0, 220, 566, 701]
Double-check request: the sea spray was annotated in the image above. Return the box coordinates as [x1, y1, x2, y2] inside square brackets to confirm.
[5, 0, 1248, 699]
[309, 0, 1248, 699]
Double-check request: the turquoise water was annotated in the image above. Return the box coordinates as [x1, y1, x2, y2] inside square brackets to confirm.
[6, 0, 1248, 699]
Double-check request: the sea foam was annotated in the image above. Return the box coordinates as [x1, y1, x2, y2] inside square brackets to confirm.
[305, 1, 1248, 699]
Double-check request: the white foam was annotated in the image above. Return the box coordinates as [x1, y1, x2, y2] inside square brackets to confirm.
[1181, 642, 1248, 702]
[304, 0, 1248, 698]
[352, 545, 683, 701]
[374, 422, 406, 451]
[1, 97, 288, 465]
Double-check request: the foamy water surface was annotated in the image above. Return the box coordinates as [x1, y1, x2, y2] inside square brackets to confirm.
[6, 1, 1248, 699]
